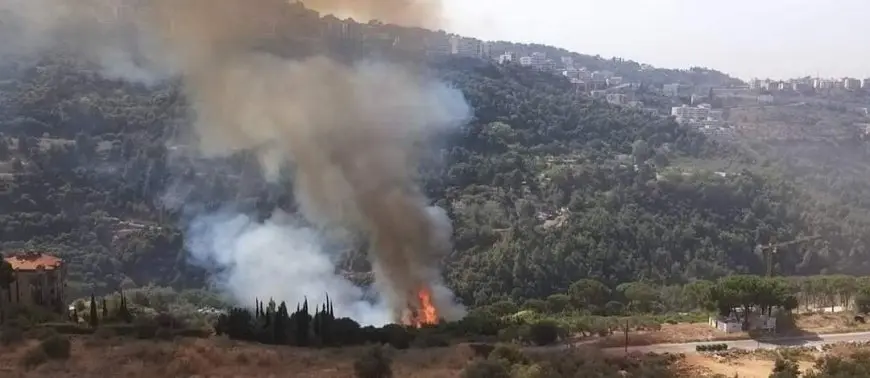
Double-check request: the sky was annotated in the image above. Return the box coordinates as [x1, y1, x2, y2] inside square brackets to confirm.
[441, 0, 870, 81]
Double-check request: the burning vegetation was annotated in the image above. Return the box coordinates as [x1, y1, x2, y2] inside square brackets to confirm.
[402, 286, 440, 327]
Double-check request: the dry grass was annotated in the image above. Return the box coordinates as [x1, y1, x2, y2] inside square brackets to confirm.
[0, 336, 479, 378]
[595, 323, 752, 348]
[594, 312, 870, 348]
[679, 354, 815, 378]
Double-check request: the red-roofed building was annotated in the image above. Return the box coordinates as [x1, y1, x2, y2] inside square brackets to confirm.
[2, 252, 67, 313]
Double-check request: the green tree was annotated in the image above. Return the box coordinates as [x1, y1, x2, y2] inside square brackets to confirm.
[0, 258, 14, 324]
[545, 294, 571, 313]
[568, 279, 611, 309]
[616, 282, 659, 313]
[0, 137, 9, 160]
[89, 294, 98, 328]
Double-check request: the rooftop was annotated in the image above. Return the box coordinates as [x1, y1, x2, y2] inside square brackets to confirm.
[4, 252, 63, 271]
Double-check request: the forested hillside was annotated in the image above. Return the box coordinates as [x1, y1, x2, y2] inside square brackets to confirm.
[0, 54, 859, 306]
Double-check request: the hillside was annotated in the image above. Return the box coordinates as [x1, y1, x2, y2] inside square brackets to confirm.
[0, 50, 851, 307]
[0, 4, 858, 307]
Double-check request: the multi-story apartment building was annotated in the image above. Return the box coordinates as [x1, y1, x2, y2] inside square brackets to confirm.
[449, 36, 483, 58]
[605, 93, 628, 105]
[519, 56, 533, 66]
[844, 78, 862, 91]
[662, 83, 682, 97]
[530, 52, 547, 68]
[671, 104, 723, 125]
[748, 78, 762, 91]
[425, 33, 452, 56]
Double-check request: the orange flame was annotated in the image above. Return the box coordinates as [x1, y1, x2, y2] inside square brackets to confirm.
[402, 286, 439, 328]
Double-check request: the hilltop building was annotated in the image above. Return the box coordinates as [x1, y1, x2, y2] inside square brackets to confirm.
[844, 78, 862, 91]
[2, 252, 67, 313]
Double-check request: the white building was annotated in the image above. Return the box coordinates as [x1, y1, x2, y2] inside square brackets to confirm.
[530, 52, 547, 69]
[671, 104, 723, 125]
[607, 76, 624, 86]
[449, 36, 482, 58]
[748, 78, 762, 91]
[758, 94, 774, 104]
[792, 82, 811, 92]
[498, 53, 513, 64]
[844, 78, 862, 91]
[605, 93, 628, 105]
[863, 78, 870, 89]
[519, 56, 532, 66]
[560, 56, 574, 68]
[662, 83, 681, 97]
[814, 78, 835, 90]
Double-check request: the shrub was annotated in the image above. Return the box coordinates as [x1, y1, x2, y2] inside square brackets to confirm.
[353, 345, 393, 378]
[40, 334, 71, 359]
[31, 327, 60, 341]
[382, 324, 411, 350]
[512, 363, 550, 378]
[468, 343, 496, 358]
[411, 331, 449, 348]
[42, 322, 94, 335]
[93, 327, 116, 340]
[461, 358, 511, 378]
[528, 321, 560, 346]
[0, 325, 24, 346]
[173, 328, 212, 339]
[488, 344, 527, 365]
[133, 317, 158, 339]
[155, 328, 174, 341]
[695, 343, 728, 352]
[20, 346, 48, 368]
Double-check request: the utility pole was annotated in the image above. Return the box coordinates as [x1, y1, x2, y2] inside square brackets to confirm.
[757, 235, 821, 277]
[623, 318, 630, 355]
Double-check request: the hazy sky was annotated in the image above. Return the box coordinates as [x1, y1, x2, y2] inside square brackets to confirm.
[442, 0, 870, 81]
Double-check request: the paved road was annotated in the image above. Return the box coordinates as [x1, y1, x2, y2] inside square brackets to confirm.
[599, 331, 870, 354]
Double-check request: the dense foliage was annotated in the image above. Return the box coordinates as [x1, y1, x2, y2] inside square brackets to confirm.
[0, 44, 864, 308]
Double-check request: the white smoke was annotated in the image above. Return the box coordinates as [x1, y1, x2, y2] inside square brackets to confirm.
[185, 210, 393, 326]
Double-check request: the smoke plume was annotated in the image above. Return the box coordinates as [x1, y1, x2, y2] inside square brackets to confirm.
[0, 0, 469, 323]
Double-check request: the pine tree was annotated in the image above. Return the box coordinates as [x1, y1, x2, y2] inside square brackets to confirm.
[89, 294, 99, 328]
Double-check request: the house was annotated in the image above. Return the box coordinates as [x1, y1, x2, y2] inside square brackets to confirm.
[2, 252, 67, 313]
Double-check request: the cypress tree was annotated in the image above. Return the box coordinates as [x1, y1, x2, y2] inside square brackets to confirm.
[275, 301, 288, 344]
[118, 292, 132, 323]
[89, 294, 99, 328]
[313, 304, 322, 338]
[101, 297, 108, 319]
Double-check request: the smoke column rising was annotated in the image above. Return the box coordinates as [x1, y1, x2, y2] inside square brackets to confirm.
[0, 0, 470, 323]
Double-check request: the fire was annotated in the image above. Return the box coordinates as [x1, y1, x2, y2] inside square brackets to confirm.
[402, 286, 439, 327]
